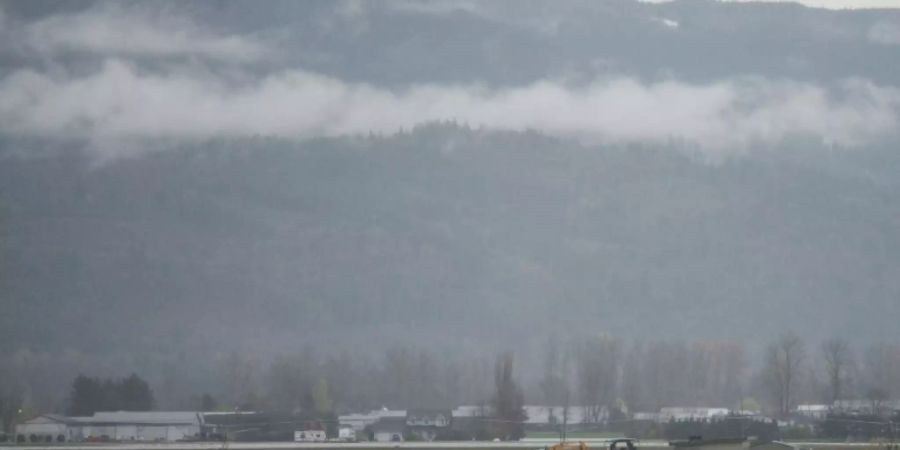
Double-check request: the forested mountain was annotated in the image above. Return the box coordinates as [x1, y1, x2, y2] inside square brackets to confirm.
[3, 127, 899, 360]
[2, 0, 900, 413]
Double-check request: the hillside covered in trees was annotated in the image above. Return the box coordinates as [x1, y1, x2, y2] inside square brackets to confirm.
[2, 126, 900, 412]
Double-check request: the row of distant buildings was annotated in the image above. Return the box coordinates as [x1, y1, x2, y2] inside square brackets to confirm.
[637, 401, 900, 425]
[791, 399, 900, 423]
[342, 406, 620, 442]
[13, 401, 897, 444]
[15, 406, 729, 444]
[12, 411, 329, 443]
[340, 406, 756, 442]
[340, 405, 597, 436]
[349, 401, 900, 442]
[9, 406, 753, 444]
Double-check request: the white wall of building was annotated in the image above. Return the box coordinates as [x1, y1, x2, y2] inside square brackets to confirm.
[15, 422, 67, 440]
[374, 430, 403, 442]
[339, 409, 406, 431]
[294, 430, 326, 442]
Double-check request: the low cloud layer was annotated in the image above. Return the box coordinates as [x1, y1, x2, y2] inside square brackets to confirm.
[1, 2, 899, 156]
[869, 21, 900, 45]
[12, 4, 266, 61]
[1, 60, 897, 153]
[642, 0, 900, 9]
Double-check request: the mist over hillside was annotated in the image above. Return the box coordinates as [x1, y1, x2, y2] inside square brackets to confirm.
[3, 128, 900, 381]
[1, 0, 900, 414]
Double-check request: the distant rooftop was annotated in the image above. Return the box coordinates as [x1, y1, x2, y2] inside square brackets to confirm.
[73, 411, 202, 425]
[371, 416, 406, 433]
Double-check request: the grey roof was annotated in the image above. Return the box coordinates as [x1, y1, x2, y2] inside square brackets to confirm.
[24, 414, 77, 425]
[449, 416, 483, 431]
[371, 416, 406, 433]
[407, 409, 451, 416]
[669, 438, 746, 448]
[22, 412, 203, 427]
[73, 411, 202, 425]
[751, 442, 795, 450]
[406, 409, 452, 422]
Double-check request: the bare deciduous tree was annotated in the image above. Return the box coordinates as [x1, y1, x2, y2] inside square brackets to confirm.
[862, 342, 900, 415]
[821, 337, 852, 405]
[765, 333, 805, 418]
[575, 335, 620, 424]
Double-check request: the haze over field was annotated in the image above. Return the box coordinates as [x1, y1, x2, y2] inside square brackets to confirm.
[1, 0, 900, 414]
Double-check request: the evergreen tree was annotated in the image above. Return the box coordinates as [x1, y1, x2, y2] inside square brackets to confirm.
[312, 378, 332, 414]
[68, 375, 104, 416]
[491, 352, 526, 441]
[118, 374, 155, 411]
[200, 393, 218, 411]
[67, 374, 155, 415]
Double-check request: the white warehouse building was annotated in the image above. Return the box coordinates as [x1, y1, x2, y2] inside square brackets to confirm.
[16, 411, 203, 442]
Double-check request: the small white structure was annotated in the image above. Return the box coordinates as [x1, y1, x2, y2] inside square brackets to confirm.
[405, 410, 452, 441]
[524, 405, 599, 424]
[371, 417, 406, 442]
[833, 399, 900, 414]
[14, 415, 71, 443]
[294, 430, 326, 442]
[339, 408, 406, 431]
[633, 412, 662, 422]
[795, 404, 829, 420]
[453, 405, 601, 425]
[338, 427, 356, 441]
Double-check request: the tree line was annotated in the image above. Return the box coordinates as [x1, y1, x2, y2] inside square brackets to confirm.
[77, 334, 900, 421]
[2, 333, 900, 435]
[60, 352, 527, 441]
[67, 374, 155, 416]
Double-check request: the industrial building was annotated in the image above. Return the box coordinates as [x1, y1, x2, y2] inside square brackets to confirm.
[15, 411, 203, 442]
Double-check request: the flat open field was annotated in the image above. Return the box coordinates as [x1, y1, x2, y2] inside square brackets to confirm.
[0, 440, 888, 450]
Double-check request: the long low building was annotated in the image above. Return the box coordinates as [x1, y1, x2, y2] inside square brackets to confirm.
[453, 405, 603, 425]
[16, 411, 203, 443]
[339, 409, 406, 432]
[339, 405, 606, 435]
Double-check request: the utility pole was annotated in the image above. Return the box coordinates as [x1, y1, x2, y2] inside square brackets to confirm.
[738, 386, 746, 440]
[888, 421, 897, 450]
[12, 408, 22, 446]
[561, 390, 569, 444]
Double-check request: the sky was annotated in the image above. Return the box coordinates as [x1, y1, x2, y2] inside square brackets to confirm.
[642, 0, 900, 8]
[751, 0, 900, 8]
